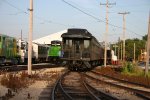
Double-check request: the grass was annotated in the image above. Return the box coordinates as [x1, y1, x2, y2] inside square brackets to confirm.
[97, 66, 150, 87]
[121, 62, 150, 77]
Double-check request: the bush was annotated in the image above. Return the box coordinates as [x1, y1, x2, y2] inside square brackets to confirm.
[122, 62, 144, 76]
[0, 71, 30, 91]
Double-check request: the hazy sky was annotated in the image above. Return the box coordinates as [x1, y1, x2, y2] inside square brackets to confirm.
[0, 0, 150, 42]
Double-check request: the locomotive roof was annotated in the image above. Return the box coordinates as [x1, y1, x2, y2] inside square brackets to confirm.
[32, 42, 49, 47]
[61, 28, 92, 39]
[0, 34, 16, 39]
[51, 40, 61, 43]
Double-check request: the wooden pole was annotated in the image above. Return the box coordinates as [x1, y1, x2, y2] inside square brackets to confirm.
[28, 0, 33, 76]
[145, 12, 150, 75]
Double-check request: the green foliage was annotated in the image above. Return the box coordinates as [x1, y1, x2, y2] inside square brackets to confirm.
[125, 39, 146, 60]
[122, 62, 144, 76]
[113, 37, 146, 61]
[122, 62, 133, 73]
[142, 34, 147, 41]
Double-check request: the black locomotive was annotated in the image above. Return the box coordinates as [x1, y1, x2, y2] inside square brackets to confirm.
[61, 28, 111, 71]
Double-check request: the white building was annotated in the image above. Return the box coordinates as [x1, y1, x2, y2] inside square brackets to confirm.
[33, 30, 67, 45]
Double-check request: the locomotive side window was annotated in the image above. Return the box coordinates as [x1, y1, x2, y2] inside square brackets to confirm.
[84, 40, 90, 49]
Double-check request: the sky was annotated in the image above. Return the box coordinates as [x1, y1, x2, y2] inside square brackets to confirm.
[0, 0, 150, 43]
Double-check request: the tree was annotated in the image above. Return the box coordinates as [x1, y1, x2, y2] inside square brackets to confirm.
[142, 34, 148, 41]
[125, 38, 146, 61]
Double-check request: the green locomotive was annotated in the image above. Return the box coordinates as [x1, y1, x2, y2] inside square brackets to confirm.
[48, 40, 62, 64]
[0, 34, 20, 65]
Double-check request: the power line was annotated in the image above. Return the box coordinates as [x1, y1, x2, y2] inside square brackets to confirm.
[2, 0, 75, 27]
[62, 0, 102, 22]
[2, 0, 28, 14]
[2, 0, 145, 37]
[62, 0, 143, 37]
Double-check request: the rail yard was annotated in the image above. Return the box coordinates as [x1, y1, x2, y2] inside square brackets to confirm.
[1, 0, 150, 100]
[0, 64, 150, 100]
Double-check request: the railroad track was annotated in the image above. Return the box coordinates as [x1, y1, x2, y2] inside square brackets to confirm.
[51, 71, 90, 100]
[51, 71, 119, 100]
[84, 70, 150, 100]
[0, 63, 60, 73]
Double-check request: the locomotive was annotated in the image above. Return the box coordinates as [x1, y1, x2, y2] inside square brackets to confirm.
[48, 40, 62, 64]
[0, 34, 20, 65]
[0, 34, 50, 65]
[61, 28, 111, 71]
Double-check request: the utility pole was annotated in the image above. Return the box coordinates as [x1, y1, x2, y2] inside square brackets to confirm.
[28, 0, 33, 76]
[118, 12, 130, 63]
[114, 43, 118, 56]
[121, 42, 122, 60]
[21, 30, 22, 40]
[118, 44, 120, 60]
[145, 12, 150, 76]
[134, 43, 135, 63]
[100, 0, 116, 67]
[115, 43, 117, 56]
[118, 37, 120, 60]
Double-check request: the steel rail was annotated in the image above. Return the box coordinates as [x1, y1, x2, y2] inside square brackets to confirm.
[50, 76, 60, 100]
[59, 71, 73, 100]
[51, 71, 73, 100]
[82, 80, 101, 100]
[85, 73, 150, 99]
[83, 80, 119, 100]
[92, 70, 150, 88]
[0, 63, 59, 72]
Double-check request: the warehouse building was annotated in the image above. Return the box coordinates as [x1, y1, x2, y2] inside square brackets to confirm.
[33, 30, 67, 45]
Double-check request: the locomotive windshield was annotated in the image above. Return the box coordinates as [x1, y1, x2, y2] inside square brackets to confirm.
[51, 40, 61, 46]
